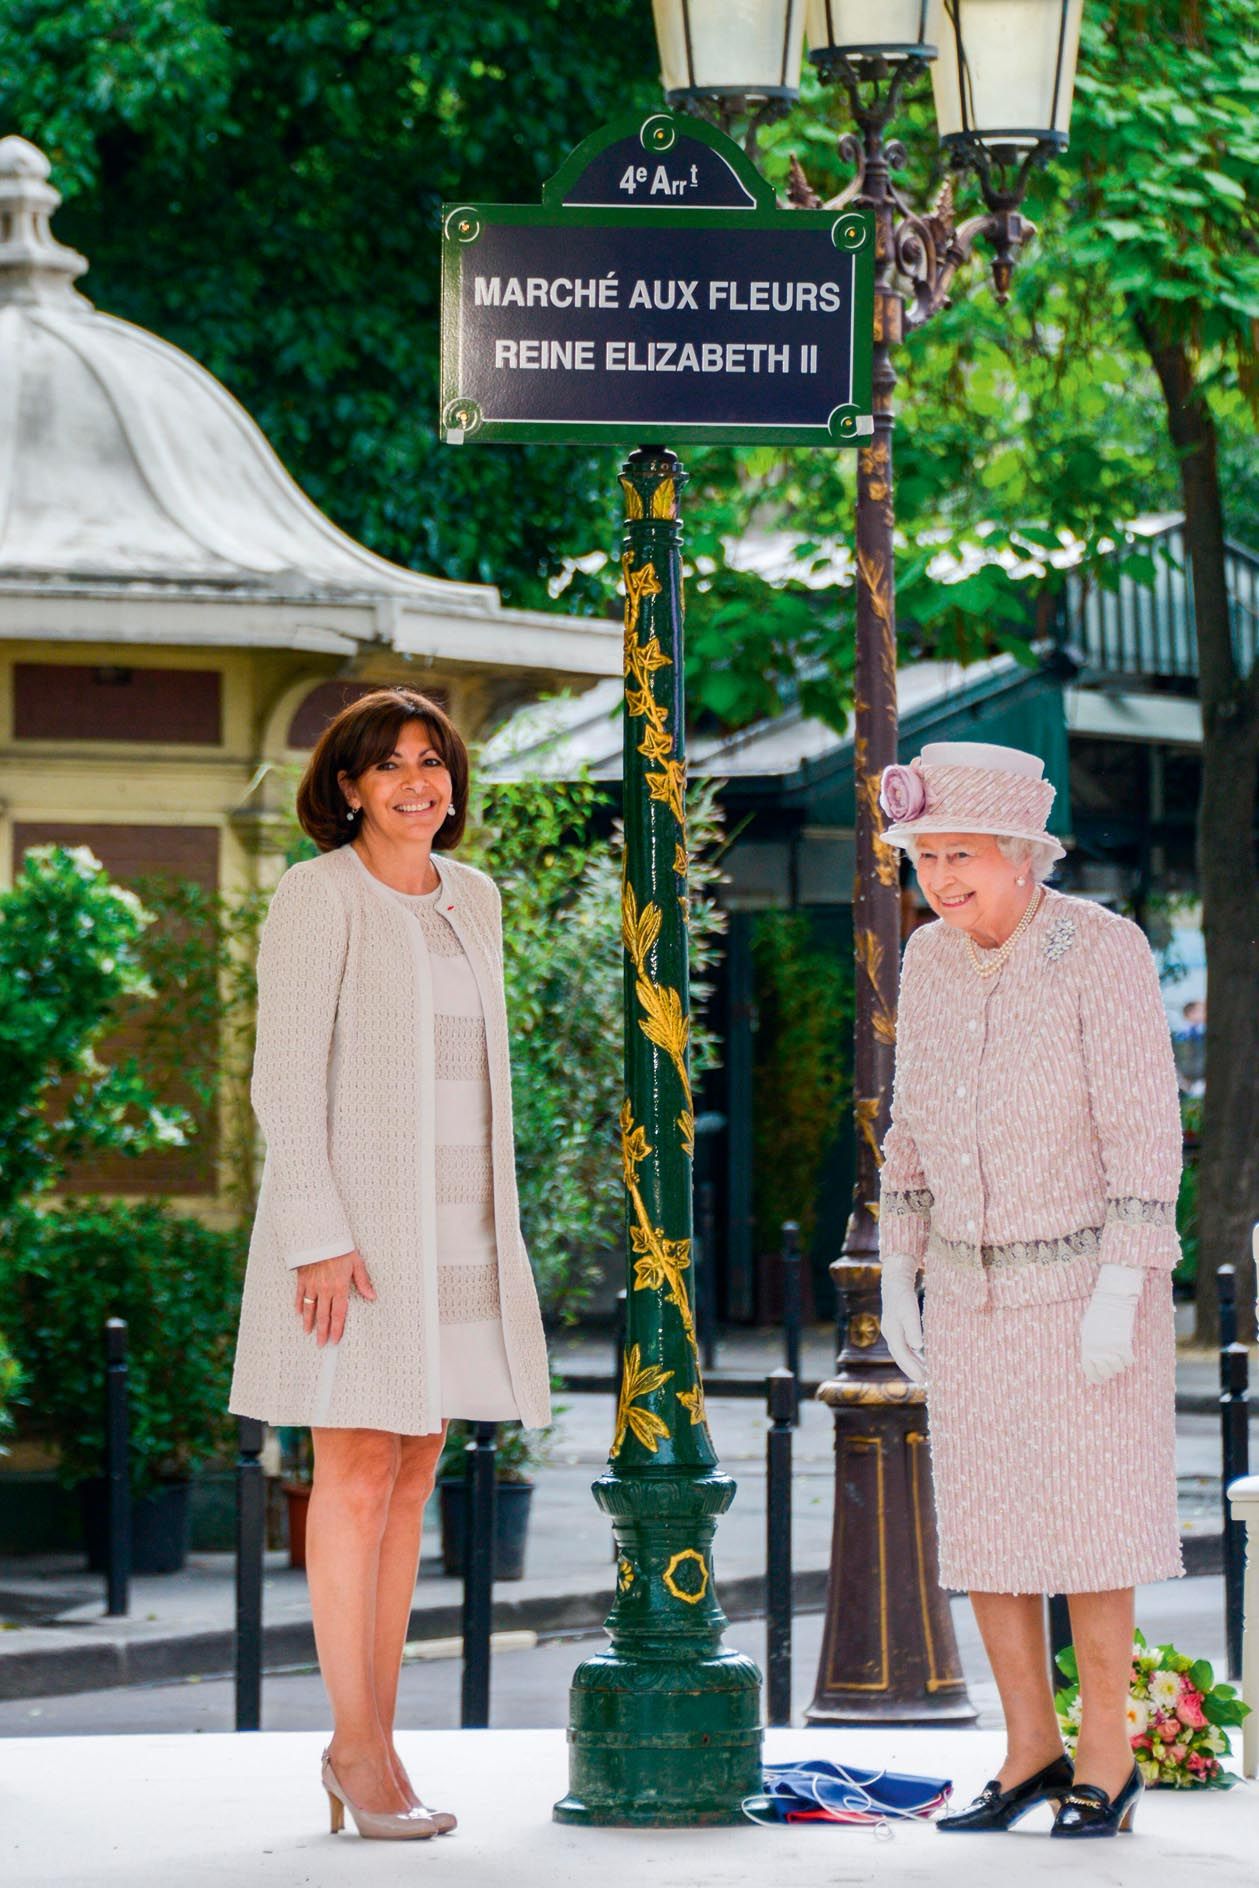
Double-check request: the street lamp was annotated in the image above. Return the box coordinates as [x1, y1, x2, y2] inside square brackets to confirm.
[652, 0, 1082, 1722]
[653, 0, 807, 142]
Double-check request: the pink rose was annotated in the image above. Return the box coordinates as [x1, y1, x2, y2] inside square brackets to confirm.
[879, 762, 927, 824]
[1176, 1687, 1207, 1729]
[1170, 1744, 1188, 1764]
[1187, 1752, 1210, 1779]
[1157, 1714, 1180, 1743]
[1132, 1735, 1152, 1753]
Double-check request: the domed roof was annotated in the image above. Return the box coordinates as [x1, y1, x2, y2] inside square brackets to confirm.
[0, 135, 491, 610]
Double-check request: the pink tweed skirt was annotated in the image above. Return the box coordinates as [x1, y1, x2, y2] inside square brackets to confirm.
[922, 1273, 1183, 1594]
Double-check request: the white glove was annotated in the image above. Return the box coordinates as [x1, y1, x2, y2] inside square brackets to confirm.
[1080, 1262, 1144, 1385]
[880, 1252, 926, 1383]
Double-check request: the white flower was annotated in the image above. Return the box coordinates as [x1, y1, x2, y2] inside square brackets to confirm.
[1148, 1669, 1182, 1711]
[1064, 1695, 1084, 1728]
[1125, 1695, 1151, 1736]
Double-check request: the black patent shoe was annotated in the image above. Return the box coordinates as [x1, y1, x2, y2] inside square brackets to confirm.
[937, 1753, 1074, 1832]
[1050, 1765, 1142, 1838]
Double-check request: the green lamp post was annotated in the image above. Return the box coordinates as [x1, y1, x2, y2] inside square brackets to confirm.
[649, 0, 1084, 1726]
[554, 446, 763, 1824]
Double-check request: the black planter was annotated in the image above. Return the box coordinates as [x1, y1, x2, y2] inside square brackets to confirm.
[437, 1478, 533, 1582]
[79, 1478, 191, 1575]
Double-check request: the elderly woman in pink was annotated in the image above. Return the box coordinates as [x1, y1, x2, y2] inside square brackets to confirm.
[878, 742, 1182, 1841]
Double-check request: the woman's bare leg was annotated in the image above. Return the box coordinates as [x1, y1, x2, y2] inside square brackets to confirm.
[371, 1429, 447, 1803]
[307, 1427, 407, 1814]
[969, 1592, 1068, 1788]
[1067, 1587, 1136, 1799]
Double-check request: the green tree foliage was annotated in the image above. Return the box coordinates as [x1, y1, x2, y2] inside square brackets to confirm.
[3, 1199, 242, 1492]
[0, 0, 656, 608]
[465, 773, 727, 1320]
[0, 847, 187, 1232]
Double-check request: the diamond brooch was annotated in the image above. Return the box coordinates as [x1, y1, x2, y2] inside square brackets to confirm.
[1044, 914, 1076, 963]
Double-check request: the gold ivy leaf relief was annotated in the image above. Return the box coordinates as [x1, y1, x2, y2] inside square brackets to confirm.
[620, 1100, 699, 1360]
[622, 552, 663, 645]
[674, 842, 689, 879]
[646, 759, 687, 829]
[676, 1384, 708, 1427]
[619, 477, 645, 520]
[855, 1094, 882, 1163]
[618, 1097, 651, 1189]
[650, 477, 676, 519]
[621, 883, 662, 972]
[637, 723, 675, 764]
[613, 1344, 674, 1455]
[635, 978, 689, 1071]
[678, 1109, 695, 1159]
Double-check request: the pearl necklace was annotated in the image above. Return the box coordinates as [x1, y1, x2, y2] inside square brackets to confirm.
[965, 887, 1044, 979]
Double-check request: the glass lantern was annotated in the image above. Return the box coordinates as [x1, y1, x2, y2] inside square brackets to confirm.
[805, 0, 937, 66]
[652, 0, 808, 106]
[928, 0, 1084, 151]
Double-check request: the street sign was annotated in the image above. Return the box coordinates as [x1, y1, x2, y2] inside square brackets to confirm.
[440, 113, 874, 448]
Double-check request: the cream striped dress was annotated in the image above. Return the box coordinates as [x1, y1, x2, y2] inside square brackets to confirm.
[383, 881, 519, 1421]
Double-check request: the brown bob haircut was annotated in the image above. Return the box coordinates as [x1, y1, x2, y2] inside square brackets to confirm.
[296, 687, 470, 853]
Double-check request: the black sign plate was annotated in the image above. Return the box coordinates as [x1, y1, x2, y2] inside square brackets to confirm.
[440, 114, 874, 449]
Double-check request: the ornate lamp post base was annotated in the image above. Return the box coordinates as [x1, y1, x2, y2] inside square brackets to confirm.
[555, 1473, 761, 1825]
[808, 1261, 976, 1725]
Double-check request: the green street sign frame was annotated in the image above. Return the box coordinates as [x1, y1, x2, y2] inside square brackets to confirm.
[440, 113, 875, 449]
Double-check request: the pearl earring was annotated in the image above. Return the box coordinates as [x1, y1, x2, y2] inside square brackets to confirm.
[446, 804, 457, 820]
[346, 805, 358, 821]
[1016, 874, 1026, 885]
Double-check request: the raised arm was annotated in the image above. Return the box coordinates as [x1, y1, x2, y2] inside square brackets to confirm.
[251, 866, 355, 1269]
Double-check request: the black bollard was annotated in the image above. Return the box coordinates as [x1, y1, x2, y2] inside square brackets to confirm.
[781, 1222, 802, 1422]
[461, 1422, 497, 1728]
[1219, 1265, 1238, 1353]
[1221, 1341, 1250, 1680]
[104, 1319, 131, 1617]
[766, 1367, 795, 1727]
[235, 1416, 266, 1731]
[1047, 1594, 1072, 1676]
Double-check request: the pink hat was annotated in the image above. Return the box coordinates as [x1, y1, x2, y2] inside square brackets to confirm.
[879, 741, 1066, 861]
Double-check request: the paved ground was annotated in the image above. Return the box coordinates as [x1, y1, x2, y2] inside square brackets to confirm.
[4, 1726, 1256, 1888]
[0, 1332, 1250, 1704]
[0, 1571, 1230, 1738]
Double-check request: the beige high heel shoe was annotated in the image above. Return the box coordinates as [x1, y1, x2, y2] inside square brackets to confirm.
[321, 1749, 438, 1839]
[409, 1797, 457, 1836]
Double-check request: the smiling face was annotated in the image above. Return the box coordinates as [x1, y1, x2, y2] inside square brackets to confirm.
[912, 832, 1032, 947]
[338, 719, 453, 846]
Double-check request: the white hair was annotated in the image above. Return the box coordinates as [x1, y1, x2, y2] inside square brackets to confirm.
[905, 832, 1058, 884]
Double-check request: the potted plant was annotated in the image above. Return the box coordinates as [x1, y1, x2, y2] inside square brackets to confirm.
[436, 1402, 562, 1583]
[277, 1427, 314, 1570]
[3, 1199, 242, 1573]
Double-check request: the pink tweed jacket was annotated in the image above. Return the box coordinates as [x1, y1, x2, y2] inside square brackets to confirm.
[879, 887, 1183, 1309]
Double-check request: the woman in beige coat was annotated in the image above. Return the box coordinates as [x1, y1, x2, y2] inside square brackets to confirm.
[230, 686, 550, 1840]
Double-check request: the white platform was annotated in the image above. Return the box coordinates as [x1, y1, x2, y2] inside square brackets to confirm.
[3, 1728, 1256, 1888]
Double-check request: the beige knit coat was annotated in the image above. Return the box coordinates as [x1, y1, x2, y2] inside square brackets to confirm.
[228, 845, 551, 1434]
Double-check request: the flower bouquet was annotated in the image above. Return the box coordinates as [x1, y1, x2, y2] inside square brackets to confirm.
[1055, 1630, 1250, 1789]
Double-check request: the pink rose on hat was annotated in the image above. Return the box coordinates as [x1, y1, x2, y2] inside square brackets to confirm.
[879, 761, 927, 824]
